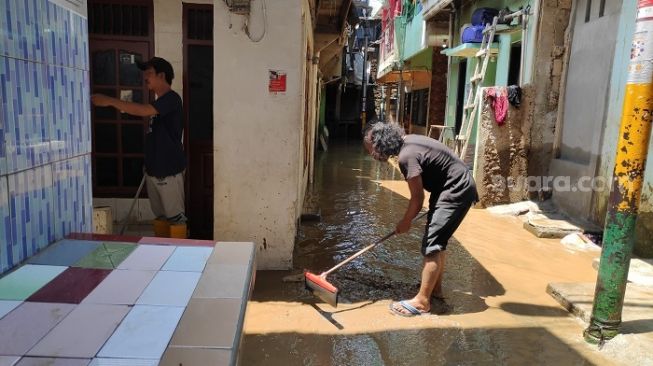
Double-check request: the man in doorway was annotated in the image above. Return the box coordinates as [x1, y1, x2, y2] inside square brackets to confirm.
[91, 56, 187, 238]
[363, 122, 478, 316]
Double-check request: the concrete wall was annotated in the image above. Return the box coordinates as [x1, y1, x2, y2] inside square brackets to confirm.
[550, 0, 621, 218]
[523, 0, 571, 180]
[213, 1, 314, 269]
[474, 88, 528, 207]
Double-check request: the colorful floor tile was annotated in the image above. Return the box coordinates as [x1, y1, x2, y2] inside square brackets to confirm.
[116, 245, 175, 271]
[73, 243, 137, 269]
[209, 242, 256, 265]
[0, 302, 75, 355]
[138, 236, 215, 247]
[0, 301, 21, 319]
[160, 347, 232, 366]
[97, 305, 184, 360]
[67, 233, 142, 243]
[161, 247, 213, 272]
[27, 304, 129, 358]
[193, 264, 249, 299]
[27, 268, 111, 304]
[0, 265, 68, 300]
[15, 357, 90, 366]
[26, 240, 100, 266]
[88, 359, 158, 366]
[82, 270, 156, 305]
[136, 271, 201, 307]
[170, 298, 242, 349]
[0, 238, 254, 365]
[0, 356, 20, 366]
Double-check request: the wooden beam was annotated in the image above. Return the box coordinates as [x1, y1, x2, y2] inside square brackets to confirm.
[339, 0, 353, 34]
[314, 32, 340, 52]
[315, 23, 339, 34]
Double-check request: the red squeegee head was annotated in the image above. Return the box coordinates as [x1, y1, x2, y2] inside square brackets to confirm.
[304, 271, 339, 307]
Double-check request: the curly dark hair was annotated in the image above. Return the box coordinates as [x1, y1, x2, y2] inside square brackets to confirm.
[364, 122, 405, 161]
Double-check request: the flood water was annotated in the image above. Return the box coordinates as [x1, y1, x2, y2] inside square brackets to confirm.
[294, 142, 428, 302]
[241, 142, 620, 366]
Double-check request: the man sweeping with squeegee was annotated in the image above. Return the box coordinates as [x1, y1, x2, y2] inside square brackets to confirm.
[306, 123, 477, 316]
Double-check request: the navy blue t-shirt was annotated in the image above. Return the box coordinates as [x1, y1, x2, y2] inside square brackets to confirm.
[144, 90, 186, 177]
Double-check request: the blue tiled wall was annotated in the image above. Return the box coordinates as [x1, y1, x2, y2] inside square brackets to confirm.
[0, 0, 91, 274]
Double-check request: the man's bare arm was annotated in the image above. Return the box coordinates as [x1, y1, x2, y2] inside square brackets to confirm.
[396, 175, 425, 234]
[91, 94, 158, 117]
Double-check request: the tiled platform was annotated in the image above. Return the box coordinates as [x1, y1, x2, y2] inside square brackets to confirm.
[0, 235, 256, 366]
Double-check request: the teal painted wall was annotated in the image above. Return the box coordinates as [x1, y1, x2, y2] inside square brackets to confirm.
[443, 0, 533, 138]
[403, 8, 427, 61]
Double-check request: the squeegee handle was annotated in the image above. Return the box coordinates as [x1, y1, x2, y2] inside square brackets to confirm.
[322, 211, 428, 277]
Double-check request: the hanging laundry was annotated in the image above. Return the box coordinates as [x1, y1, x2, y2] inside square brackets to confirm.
[485, 87, 508, 125]
[508, 85, 522, 108]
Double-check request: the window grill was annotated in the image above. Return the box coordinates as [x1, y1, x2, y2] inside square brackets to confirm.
[187, 8, 213, 41]
[89, 3, 149, 36]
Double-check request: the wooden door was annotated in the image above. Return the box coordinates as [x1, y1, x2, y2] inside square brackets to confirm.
[184, 5, 214, 239]
[90, 40, 150, 197]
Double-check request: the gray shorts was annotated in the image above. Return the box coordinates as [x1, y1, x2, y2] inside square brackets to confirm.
[145, 171, 186, 223]
[421, 201, 472, 256]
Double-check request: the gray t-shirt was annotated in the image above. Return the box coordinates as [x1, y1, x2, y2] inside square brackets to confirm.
[398, 135, 478, 206]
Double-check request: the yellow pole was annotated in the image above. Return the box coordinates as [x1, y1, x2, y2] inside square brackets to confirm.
[584, 0, 653, 344]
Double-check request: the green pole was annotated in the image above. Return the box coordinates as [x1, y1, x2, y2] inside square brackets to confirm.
[584, 0, 653, 345]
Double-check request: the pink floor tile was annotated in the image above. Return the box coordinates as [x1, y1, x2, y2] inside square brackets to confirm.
[0, 302, 75, 355]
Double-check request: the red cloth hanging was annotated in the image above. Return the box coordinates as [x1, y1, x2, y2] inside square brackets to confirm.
[485, 87, 508, 125]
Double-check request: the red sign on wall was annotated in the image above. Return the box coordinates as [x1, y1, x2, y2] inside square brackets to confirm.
[269, 70, 286, 93]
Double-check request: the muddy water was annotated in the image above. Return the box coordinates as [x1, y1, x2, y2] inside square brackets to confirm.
[241, 142, 619, 366]
[295, 142, 428, 302]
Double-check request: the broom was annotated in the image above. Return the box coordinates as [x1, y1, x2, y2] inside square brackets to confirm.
[305, 211, 427, 307]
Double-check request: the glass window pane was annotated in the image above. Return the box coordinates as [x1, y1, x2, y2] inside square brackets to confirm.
[122, 123, 144, 154]
[119, 51, 143, 86]
[123, 158, 144, 187]
[121, 89, 144, 120]
[92, 50, 116, 85]
[96, 157, 118, 186]
[94, 123, 117, 153]
[94, 88, 117, 120]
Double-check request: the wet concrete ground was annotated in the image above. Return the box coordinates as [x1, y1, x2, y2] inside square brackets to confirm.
[241, 143, 628, 365]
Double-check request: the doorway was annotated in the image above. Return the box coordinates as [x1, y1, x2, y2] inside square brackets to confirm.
[183, 4, 214, 239]
[88, 0, 153, 198]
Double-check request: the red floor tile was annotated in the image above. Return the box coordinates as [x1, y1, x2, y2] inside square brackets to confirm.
[67, 233, 142, 243]
[138, 237, 216, 247]
[26, 267, 112, 304]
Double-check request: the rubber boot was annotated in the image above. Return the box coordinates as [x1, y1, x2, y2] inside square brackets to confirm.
[153, 219, 170, 237]
[169, 223, 187, 239]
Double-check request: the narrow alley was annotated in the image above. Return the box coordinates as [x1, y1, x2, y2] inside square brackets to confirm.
[1, 0, 653, 365]
[241, 142, 651, 365]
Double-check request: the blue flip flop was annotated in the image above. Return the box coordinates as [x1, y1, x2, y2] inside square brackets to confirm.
[389, 300, 429, 317]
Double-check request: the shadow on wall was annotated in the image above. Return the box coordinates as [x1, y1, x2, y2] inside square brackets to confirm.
[241, 326, 599, 365]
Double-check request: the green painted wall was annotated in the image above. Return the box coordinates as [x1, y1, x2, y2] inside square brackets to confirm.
[444, 0, 532, 135]
[404, 47, 432, 70]
[403, 8, 427, 61]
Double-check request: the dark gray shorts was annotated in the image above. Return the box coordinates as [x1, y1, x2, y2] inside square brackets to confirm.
[421, 202, 472, 256]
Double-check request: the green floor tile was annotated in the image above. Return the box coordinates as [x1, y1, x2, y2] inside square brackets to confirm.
[0, 265, 68, 300]
[73, 243, 137, 269]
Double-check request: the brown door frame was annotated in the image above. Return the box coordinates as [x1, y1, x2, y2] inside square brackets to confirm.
[89, 0, 154, 198]
[183, 3, 214, 238]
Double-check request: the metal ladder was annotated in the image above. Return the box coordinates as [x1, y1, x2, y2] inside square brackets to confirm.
[455, 16, 499, 161]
